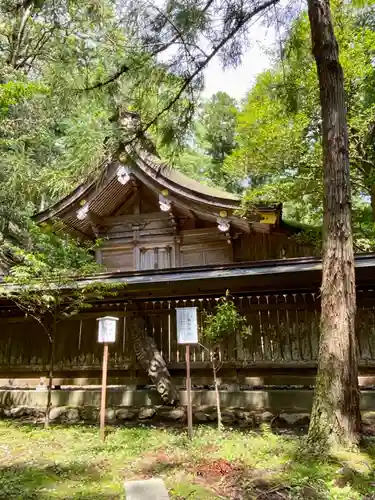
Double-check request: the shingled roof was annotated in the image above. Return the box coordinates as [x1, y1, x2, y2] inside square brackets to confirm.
[35, 118, 281, 237]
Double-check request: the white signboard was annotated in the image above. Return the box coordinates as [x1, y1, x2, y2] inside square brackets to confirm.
[97, 316, 119, 343]
[176, 307, 198, 344]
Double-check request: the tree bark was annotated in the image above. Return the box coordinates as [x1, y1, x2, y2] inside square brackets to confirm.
[370, 185, 375, 222]
[212, 358, 222, 431]
[307, 0, 361, 449]
[130, 315, 178, 405]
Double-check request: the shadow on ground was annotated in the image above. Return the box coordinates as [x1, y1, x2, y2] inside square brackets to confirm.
[3, 420, 375, 499]
[0, 462, 121, 500]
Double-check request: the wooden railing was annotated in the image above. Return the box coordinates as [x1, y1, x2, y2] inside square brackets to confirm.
[1, 289, 375, 371]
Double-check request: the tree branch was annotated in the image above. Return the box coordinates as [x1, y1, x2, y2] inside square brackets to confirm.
[145, 0, 196, 63]
[84, 35, 180, 91]
[85, 0, 276, 97]
[123, 0, 281, 145]
[15, 27, 55, 69]
[9, 1, 34, 68]
[10, 298, 52, 342]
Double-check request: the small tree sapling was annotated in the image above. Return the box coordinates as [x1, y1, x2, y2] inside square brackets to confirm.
[201, 291, 248, 430]
[0, 222, 123, 427]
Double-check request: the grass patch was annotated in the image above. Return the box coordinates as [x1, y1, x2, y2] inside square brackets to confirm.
[0, 422, 375, 499]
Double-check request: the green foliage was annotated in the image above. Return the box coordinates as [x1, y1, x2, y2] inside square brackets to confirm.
[0, 1, 123, 237]
[0, 223, 121, 330]
[171, 91, 239, 191]
[200, 92, 238, 189]
[0, 0, 199, 244]
[202, 292, 247, 345]
[286, 221, 323, 250]
[219, 5, 375, 250]
[0, 81, 47, 116]
[1, 422, 375, 499]
[0, 0, 298, 249]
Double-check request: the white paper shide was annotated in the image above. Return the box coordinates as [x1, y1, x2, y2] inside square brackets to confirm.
[176, 307, 198, 344]
[97, 316, 119, 343]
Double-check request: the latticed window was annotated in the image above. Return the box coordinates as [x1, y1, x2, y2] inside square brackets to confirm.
[138, 246, 172, 270]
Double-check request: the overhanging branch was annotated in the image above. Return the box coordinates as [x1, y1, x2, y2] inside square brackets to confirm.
[85, 0, 279, 102]
[122, 0, 281, 144]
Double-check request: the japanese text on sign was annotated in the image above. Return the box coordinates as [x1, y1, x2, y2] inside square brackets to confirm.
[97, 316, 118, 343]
[176, 307, 198, 344]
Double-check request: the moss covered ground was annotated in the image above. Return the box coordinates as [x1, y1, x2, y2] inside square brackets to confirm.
[0, 421, 375, 499]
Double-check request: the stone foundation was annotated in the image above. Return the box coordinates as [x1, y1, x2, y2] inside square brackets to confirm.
[1, 388, 375, 429]
[2, 405, 375, 430]
[0, 404, 310, 427]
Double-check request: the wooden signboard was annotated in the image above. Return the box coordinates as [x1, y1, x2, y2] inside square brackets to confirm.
[176, 307, 198, 344]
[97, 316, 118, 343]
[176, 307, 198, 440]
[97, 316, 119, 442]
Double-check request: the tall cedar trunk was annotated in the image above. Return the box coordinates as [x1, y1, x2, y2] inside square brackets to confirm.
[371, 185, 375, 221]
[307, 0, 361, 448]
[130, 315, 178, 405]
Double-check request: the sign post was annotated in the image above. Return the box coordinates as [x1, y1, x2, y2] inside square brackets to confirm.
[176, 307, 198, 440]
[97, 316, 118, 442]
[186, 343, 192, 440]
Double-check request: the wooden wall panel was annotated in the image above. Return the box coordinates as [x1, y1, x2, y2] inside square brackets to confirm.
[3, 289, 375, 377]
[181, 242, 232, 267]
[55, 321, 81, 369]
[235, 232, 317, 262]
[0, 320, 48, 369]
[101, 248, 134, 271]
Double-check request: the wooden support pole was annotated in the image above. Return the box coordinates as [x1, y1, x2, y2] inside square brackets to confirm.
[186, 344, 193, 440]
[100, 343, 109, 442]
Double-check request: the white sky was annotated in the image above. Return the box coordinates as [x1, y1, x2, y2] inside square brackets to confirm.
[154, 0, 280, 103]
[202, 21, 278, 101]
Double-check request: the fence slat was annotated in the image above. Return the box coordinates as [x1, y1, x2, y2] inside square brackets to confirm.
[3, 289, 375, 373]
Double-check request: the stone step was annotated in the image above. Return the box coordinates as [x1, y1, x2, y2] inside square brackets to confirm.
[124, 478, 170, 500]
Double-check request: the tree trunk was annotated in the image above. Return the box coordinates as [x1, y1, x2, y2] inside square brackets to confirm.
[45, 317, 56, 429]
[130, 315, 178, 405]
[371, 185, 375, 222]
[307, 0, 361, 448]
[212, 359, 222, 431]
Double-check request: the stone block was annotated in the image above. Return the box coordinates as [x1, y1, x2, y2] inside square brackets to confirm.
[279, 413, 310, 426]
[79, 406, 99, 422]
[156, 407, 185, 421]
[362, 411, 375, 425]
[116, 408, 138, 421]
[49, 406, 68, 422]
[258, 411, 273, 424]
[124, 478, 169, 500]
[138, 407, 156, 420]
[9, 407, 27, 418]
[221, 409, 237, 423]
[63, 408, 80, 423]
[105, 408, 116, 423]
[235, 409, 254, 424]
[194, 406, 217, 422]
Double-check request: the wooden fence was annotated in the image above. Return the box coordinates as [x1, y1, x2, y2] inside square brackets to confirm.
[1, 289, 375, 372]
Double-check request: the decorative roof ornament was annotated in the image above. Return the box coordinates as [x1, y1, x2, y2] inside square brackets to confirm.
[76, 203, 89, 220]
[117, 165, 130, 185]
[159, 192, 171, 212]
[217, 216, 230, 232]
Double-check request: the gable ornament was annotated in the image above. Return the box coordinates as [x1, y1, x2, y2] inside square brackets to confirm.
[117, 165, 131, 185]
[159, 190, 171, 212]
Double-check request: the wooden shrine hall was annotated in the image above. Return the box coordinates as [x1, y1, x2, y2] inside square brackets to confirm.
[2, 133, 375, 412]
